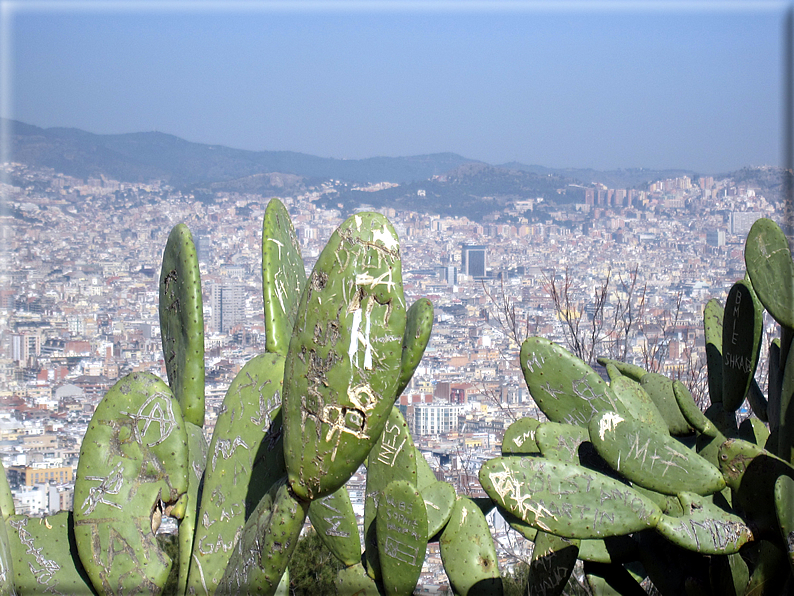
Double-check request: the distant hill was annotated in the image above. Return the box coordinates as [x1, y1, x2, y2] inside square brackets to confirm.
[325, 162, 578, 219]
[497, 162, 699, 190]
[5, 119, 481, 187]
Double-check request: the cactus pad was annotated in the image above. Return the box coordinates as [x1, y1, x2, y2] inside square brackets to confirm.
[159, 223, 205, 427]
[262, 198, 306, 358]
[283, 212, 406, 501]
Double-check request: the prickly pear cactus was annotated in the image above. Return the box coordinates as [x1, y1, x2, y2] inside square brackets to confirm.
[721, 279, 763, 412]
[282, 212, 406, 502]
[262, 198, 306, 358]
[745, 217, 794, 330]
[159, 223, 205, 427]
[396, 298, 434, 397]
[440, 497, 502, 596]
[479, 456, 662, 539]
[307, 486, 361, 567]
[73, 372, 189, 596]
[187, 353, 286, 596]
[376, 480, 427, 596]
[520, 337, 628, 427]
[7, 512, 95, 595]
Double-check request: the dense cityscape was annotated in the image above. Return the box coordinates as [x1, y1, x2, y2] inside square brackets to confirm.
[0, 160, 782, 587]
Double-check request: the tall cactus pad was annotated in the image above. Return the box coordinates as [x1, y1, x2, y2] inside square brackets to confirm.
[335, 563, 383, 595]
[745, 218, 794, 329]
[159, 223, 205, 427]
[376, 480, 428, 596]
[283, 212, 406, 502]
[7, 512, 95, 595]
[440, 497, 502, 596]
[308, 486, 361, 567]
[74, 372, 189, 596]
[262, 198, 306, 357]
[588, 411, 725, 496]
[520, 337, 627, 427]
[479, 456, 662, 539]
[774, 475, 794, 572]
[722, 279, 764, 412]
[188, 353, 286, 596]
[396, 298, 434, 397]
[703, 297, 725, 406]
[365, 406, 417, 580]
[217, 479, 308, 596]
[179, 422, 208, 596]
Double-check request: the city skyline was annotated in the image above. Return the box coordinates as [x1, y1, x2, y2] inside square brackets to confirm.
[1, 1, 791, 174]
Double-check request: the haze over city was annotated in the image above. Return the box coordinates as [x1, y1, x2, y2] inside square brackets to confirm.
[2, 0, 790, 173]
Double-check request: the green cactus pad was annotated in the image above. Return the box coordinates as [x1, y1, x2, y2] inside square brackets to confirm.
[738, 416, 770, 447]
[672, 380, 720, 438]
[440, 497, 502, 596]
[584, 561, 647, 596]
[709, 552, 749, 596]
[747, 378, 769, 423]
[415, 448, 437, 490]
[74, 372, 189, 596]
[308, 486, 361, 567]
[335, 563, 383, 596]
[283, 212, 406, 502]
[0, 513, 13, 596]
[774, 474, 794, 571]
[365, 407, 417, 580]
[596, 358, 647, 383]
[639, 373, 694, 436]
[535, 421, 588, 462]
[217, 478, 308, 596]
[501, 417, 541, 456]
[743, 540, 790, 595]
[780, 339, 794, 463]
[528, 531, 579, 596]
[7, 512, 95, 596]
[420, 479, 456, 539]
[770, 339, 783, 431]
[396, 298, 433, 398]
[376, 480, 427, 596]
[0, 462, 13, 521]
[719, 438, 794, 532]
[654, 492, 753, 555]
[479, 456, 661, 539]
[262, 198, 306, 358]
[588, 411, 725, 496]
[178, 421, 208, 596]
[188, 353, 286, 596]
[721, 279, 764, 412]
[520, 337, 627, 428]
[610, 376, 668, 435]
[159, 223, 205, 427]
[703, 297, 724, 407]
[745, 217, 794, 330]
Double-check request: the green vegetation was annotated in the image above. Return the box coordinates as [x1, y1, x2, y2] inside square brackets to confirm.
[5, 207, 794, 595]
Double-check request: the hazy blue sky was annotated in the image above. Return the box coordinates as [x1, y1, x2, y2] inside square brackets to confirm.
[2, 1, 791, 173]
